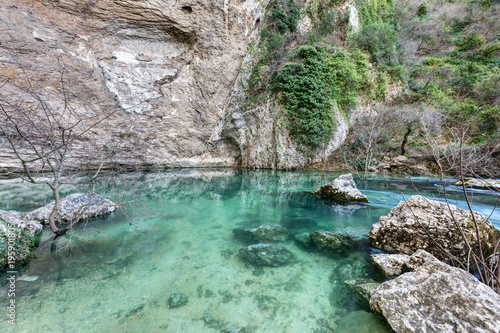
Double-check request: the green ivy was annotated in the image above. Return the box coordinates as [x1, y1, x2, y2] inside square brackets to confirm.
[270, 46, 337, 157]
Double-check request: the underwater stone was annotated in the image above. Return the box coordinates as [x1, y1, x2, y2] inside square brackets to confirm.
[310, 230, 356, 253]
[344, 278, 379, 309]
[168, 293, 188, 308]
[294, 232, 313, 248]
[233, 224, 289, 243]
[315, 174, 369, 204]
[238, 244, 294, 267]
[225, 327, 246, 333]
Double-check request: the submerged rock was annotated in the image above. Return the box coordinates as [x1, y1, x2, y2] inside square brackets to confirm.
[315, 174, 368, 204]
[344, 278, 380, 309]
[369, 195, 500, 266]
[25, 193, 119, 225]
[233, 224, 289, 243]
[370, 250, 500, 333]
[310, 230, 356, 253]
[335, 310, 390, 333]
[294, 232, 313, 248]
[0, 210, 42, 267]
[238, 244, 294, 267]
[371, 253, 410, 278]
[168, 293, 188, 309]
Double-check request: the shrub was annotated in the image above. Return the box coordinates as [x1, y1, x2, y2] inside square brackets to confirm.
[271, 46, 337, 157]
[354, 23, 401, 68]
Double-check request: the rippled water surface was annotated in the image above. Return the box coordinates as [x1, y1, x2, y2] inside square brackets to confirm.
[1, 169, 499, 332]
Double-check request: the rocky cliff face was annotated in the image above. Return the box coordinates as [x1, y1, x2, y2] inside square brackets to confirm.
[0, 0, 270, 169]
[0, 0, 353, 170]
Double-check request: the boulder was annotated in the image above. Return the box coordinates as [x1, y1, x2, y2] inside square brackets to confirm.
[369, 195, 500, 266]
[344, 278, 380, 309]
[310, 230, 356, 253]
[238, 244, 294, 267]
[371, 253, 410, 278]
[25, 193, 119, 225]
[0, 210, 42, 267]
[168, 293, 188, 308]
[453, 178, 500, 191]
[233, 224, 289, 243]
[370, 250, 500, 333]
[315, 174, 368, 204]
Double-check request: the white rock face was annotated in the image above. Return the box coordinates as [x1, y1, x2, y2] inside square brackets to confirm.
[369, 195, 500, 266]
[370, 250, 500, 333]
[0, 0, 353, 170]
[25, 193, 118, 225]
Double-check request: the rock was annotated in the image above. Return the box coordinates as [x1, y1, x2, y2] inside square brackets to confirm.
[453, 178, 500, 191]
[314, 174, 369, 204]
[371, 253, 410, 278]
[167, 293, 188, 309]
[375, 155, 429, 175]
[335, 310, 390, 333]
[238, 244, 294, 267]
[344, 278, 380, 309]
[294, 232, 313, 248]
[310, 230, 356, 253]
[0, 210, 42, 267]
[225, 327, 246, 333]
[24, 193, 118, 225]
[233, 225, 289, 243]
[370, 250, 500, 333]
[369, 195, 500, 266]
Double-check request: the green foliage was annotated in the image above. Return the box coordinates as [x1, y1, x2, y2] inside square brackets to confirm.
[268, 0, 300, 34]
[353, 23, 401, 68]
[357, 0, 395, 26]
[416, 3, 428, 18]
[456, 33, 484, 52]
[271, 46, 337, 157]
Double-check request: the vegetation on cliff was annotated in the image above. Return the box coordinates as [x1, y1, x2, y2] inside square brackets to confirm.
[245, 0, 499, 176]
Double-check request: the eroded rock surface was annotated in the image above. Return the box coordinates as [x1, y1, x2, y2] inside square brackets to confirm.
[315, 174, 368, 204]
[310, 230, 356, 253]
[371, 253, 410, 278]
[370, 250, 500, 333]
[238, 243, 294, 267]
[0, 210, 42, 267]
[369, 195, 500, 266]
[233, 224, 289, 244]
[25, 193, 118, 225]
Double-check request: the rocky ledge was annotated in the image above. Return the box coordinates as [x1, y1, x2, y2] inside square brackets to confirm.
[315, 174, 369, 204]
[453, 178, 500, 191]
[24, 193, 119, 226]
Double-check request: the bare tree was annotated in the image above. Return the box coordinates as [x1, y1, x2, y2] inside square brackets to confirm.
[0, 46, 118, 239]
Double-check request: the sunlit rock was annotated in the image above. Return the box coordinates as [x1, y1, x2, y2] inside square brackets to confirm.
[370, 250, 500, 333]
[315, 174, 369, 204]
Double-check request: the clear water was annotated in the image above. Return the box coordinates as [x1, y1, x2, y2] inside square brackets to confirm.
[0, 169, 499, 333]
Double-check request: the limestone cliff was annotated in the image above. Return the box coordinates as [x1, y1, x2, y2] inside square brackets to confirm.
[0, 0, 355, 171]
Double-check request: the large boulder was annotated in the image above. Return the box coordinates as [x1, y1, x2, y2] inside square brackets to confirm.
[0, 210, 42, 267]
[370, 250, 500, 333]
[233, 225, 289, 244]
[310, 230, 356, 253]
[315, 174, 368, 204]
[238, 244, 294, 267]
[24, 193, 119, 225]
[369, 195, 500, 266]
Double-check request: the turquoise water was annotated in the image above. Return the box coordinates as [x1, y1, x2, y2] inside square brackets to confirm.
[0, 169, 499, 332]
